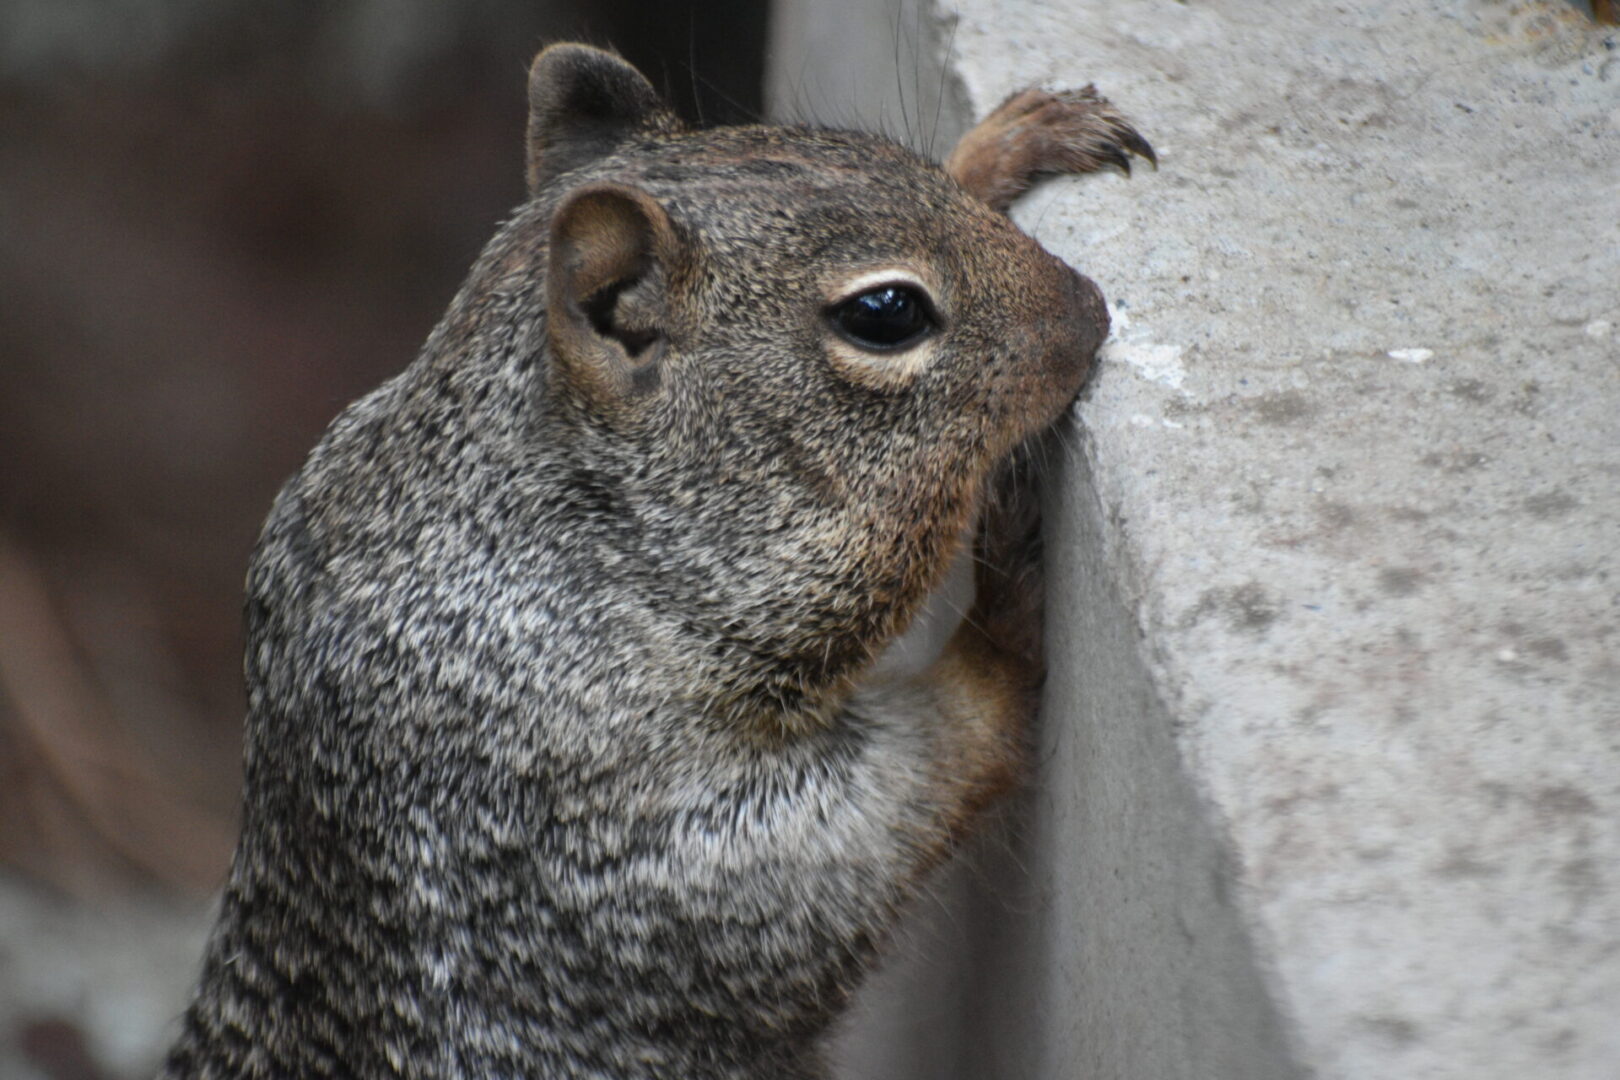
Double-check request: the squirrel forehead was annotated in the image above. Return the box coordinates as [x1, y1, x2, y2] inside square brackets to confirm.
[610, 127, 990, 244]
[630, 125, 946, 184]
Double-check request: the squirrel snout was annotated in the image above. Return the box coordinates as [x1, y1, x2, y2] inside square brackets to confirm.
[1035, 259, 1109, 399]
[1061, 262, 1110, 360]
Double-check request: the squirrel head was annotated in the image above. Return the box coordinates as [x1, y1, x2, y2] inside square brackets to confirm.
[520, 45, 1104, 454]
[260, 45, 1110, 736]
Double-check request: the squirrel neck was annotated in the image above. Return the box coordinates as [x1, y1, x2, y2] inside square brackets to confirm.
[540, 420, 977, 735]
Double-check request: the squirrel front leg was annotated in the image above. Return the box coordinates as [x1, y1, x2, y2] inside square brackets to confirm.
[929, 451, 1047, 845]
[946, 86, 1155, 213]
[845, 452, 1045, 875]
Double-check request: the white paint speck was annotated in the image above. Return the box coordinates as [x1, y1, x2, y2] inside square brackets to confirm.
[1584, 319, 1612, 340]
[1387, 347, 1434, 363]
[1105, 341, 1187, 388]
[1107, 300, 1132, 334]
[1496, 648, 1519, 663]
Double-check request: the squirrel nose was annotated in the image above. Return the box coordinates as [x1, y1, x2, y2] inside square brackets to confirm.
[1039, 257, 1109, 392]
[1061, 261, 1109, 359]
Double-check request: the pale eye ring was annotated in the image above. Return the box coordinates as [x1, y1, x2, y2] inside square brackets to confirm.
[826, 283, 938, 351]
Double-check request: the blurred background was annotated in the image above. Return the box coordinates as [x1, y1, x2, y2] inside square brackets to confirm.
[0, 1, 766, 1075]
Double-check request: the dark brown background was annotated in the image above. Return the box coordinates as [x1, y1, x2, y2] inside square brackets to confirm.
[0, 6, 765, 1068]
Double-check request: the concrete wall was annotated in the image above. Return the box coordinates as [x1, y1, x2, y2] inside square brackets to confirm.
[769, 2, 1620, 1077]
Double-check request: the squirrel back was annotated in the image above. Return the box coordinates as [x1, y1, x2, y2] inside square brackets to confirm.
[161, 43, 1145, 1080]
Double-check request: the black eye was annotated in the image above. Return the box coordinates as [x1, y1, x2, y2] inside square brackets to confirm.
[828, 285, 935, 350]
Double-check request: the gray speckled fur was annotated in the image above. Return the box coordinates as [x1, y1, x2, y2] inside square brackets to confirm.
[160, 46, 1110, 1080]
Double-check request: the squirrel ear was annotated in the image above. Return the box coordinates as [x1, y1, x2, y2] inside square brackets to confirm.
[546, 183, 679, 409]
[526, 44, 682, 193]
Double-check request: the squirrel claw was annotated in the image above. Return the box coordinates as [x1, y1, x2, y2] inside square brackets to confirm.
[1119, 125, 1159, 168]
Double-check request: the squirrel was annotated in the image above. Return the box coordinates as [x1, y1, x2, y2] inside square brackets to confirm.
[159, 43, 1150, 1080]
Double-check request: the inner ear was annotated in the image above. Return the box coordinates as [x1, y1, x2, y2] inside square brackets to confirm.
[580, 267, 663, 360]
[546, 184, 680, 408]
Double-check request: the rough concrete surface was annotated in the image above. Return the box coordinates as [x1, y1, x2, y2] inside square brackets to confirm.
[776, 1, 1620, 1077]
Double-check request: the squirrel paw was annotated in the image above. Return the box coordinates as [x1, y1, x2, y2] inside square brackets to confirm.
[966, 445, 1045, 676]
[946, 86, 1155, 213]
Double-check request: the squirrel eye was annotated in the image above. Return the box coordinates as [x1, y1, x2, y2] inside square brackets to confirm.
[828, 285, 936, 351]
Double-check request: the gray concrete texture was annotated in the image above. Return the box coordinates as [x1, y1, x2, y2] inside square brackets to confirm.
[771, 1, 1620, 1077]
